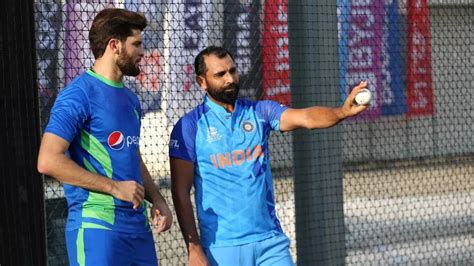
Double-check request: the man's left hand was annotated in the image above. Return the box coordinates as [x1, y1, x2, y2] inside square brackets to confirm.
[151, 200, 173, 233]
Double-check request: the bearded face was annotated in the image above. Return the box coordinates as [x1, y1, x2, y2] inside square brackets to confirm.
[199, 53, 240, 105]
[206, 82, 240, 105]
[117, 46, 141, 77]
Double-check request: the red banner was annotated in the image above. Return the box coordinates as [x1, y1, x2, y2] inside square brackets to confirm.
[261, 0, 291, 106]
[406, 0, 434, 116]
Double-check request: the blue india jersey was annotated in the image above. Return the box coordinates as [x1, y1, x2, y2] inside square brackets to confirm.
[169, 96, 288, 247]
[45, 69, 149, 233]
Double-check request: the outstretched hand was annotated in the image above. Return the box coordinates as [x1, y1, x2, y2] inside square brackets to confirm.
[341, 80, 370, 118]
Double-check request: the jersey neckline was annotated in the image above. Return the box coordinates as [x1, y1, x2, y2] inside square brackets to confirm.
[86, 69, 124, 88]
[204, 95, 241, 115]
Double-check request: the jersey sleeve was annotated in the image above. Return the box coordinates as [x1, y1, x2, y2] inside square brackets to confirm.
[44, 86, 90, 143]
[169, 116, 197, 162]
[256, 100, 289, 131]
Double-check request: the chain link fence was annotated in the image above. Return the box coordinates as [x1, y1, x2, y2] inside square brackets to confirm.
[35, 0, 473, 265]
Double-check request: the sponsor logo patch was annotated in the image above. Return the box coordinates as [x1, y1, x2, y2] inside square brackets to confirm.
[108, 131, 125, 150]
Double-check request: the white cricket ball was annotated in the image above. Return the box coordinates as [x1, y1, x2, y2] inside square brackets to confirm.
[355, 88, 372, 105]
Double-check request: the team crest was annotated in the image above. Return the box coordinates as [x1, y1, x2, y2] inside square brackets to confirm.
[242, 121, 255, 133]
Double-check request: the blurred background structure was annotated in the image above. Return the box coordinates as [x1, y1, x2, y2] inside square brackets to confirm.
[1, 0, 472, 265]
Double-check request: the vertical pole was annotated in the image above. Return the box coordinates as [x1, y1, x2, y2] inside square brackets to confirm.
[288, 1, 346, 265]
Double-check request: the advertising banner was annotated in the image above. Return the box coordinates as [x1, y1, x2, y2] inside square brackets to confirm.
[406, 0, 434, 116]
[261, 0, 291, 106]
[381, 0, 407, 115]
[339, 0, 432, 118]
[224, 0, 261, 100]
[338, 0, 385, 119]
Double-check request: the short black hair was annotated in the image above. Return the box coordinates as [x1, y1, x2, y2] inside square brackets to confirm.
[194, 46, 235, 76]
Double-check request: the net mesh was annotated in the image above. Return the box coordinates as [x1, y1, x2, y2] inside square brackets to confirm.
[34, 0, 473, 265]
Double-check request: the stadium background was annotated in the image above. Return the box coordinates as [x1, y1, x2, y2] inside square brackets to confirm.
[2, 0, 472, 265]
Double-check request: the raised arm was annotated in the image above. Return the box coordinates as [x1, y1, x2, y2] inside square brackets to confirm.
[37, 132, 145, 208]
[170, 157, 209, 266]
[279, 81, 369, 131]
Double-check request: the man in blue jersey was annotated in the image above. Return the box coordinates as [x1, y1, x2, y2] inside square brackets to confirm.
[37, 8, 172, 265]
[169, 46, 369, 266]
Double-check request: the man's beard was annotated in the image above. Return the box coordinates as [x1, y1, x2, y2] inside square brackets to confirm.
[207, 83, 240, 105]
[117, 47, 140, 76]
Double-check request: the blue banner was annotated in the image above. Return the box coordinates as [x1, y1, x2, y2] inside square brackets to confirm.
[381, 0, 407, 115]
[337, 0, 351, 104]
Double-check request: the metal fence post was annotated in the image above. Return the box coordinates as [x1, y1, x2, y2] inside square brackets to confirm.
[288, 1, 346, 265]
